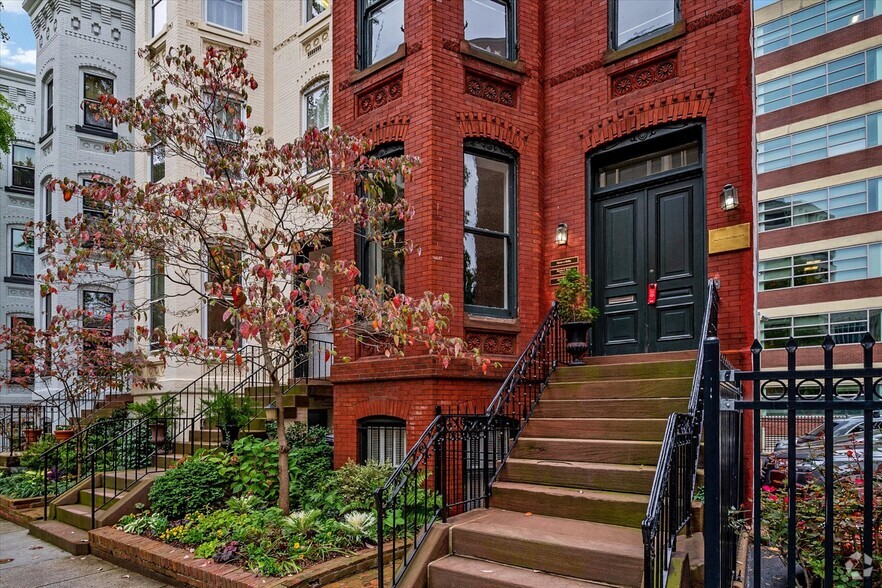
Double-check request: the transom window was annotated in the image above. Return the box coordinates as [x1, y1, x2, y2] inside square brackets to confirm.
[759, 177, 882, 232]
[463, 141, 517, 317]
[359, 144, 405, 294]
[464, 0, 516, 60]
[152, 0, 168, 36]
[360, 0, 404, 69]
[83, 73, 114, 130]
[759, 243, 882, 291]
[303, 79, 330, 132]
[9, 228, 33, 278]
[761, 308, 882, 349]
[611, 0, 677, 50]
[755, 0, 879, 57]
[11, 145, 34, 190]
[597, 142, 698, 189]
[358, 416, 406, 466]
[305, 0, 328, 23]
[757, 48, 882, 114]
[757, 112, 882, 173]
[206, 0, 244, 33]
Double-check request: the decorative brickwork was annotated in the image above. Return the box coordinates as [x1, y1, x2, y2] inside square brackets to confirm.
[465, 71, 517, 107]
[547, 59, 604, 87]
[356, 75, 403, 116]
[361, 115, 410, 145]
[456, 112, 528, 151]
[686, 1, 746, 33]
[610, 53, 678, 97]
[465, 332, 516, 355]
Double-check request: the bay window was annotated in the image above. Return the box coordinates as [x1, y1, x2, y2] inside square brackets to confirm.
[359, 0, 404, 68]
[611, 0, 678, 49]
[464, 0, 516, 60]
[206, 0, 243, 32]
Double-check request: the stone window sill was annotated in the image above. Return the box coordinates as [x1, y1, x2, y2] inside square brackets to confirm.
[76, 125, 118, 140]
[4, 276, 34, 285]
[350, 45, 407, 85]
[4, 185, 34, 196]
[603, 21, 686, 66]
[459, 41, 526, 75]
[464, 314, 521, 334]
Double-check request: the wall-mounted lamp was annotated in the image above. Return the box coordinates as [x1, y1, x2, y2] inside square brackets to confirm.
[555, 223, 568, 246]
[720, 184, 739, 211]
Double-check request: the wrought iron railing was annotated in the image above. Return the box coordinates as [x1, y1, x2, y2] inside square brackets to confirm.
[82, 338, 332, 527]
[375, 303, 562, 587]
[641, 279, 720, 587]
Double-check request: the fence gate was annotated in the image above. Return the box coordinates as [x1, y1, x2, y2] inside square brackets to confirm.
[705, 334, 881, 588]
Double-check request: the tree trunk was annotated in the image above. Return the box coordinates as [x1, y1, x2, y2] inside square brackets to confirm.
[273, 377, 291, 515]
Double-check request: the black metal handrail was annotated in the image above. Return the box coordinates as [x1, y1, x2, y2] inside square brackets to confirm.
[641, 279, 719, 587]
[375, 303, 562, 587]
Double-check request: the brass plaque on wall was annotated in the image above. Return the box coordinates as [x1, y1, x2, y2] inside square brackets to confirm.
[550, 257, 579, 269]
[708, 223, 751, 255]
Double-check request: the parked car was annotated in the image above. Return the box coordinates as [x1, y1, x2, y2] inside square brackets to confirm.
[764, 431, 882, 485]
[773, 417, 882, 452]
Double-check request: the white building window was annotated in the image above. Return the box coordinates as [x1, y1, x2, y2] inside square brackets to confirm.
[206, 0, 244, 33]
[9, 228, 34, 278]
[152, 0, 168, 37]
[83, 73, 114, 130]
[305, 0, 328, 23]
[359, 416, 406, 465]
[303, 79, 330, 132]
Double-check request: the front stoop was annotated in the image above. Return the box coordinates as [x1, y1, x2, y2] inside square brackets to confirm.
[425, 352, 703, 588]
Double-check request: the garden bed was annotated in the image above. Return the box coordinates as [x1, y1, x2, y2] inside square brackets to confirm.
[0, 494, 46, 527]
[90, 526, 395, 588]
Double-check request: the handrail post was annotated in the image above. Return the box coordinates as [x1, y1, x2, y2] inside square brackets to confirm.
[90, 453, 97, 529]
[703, 336, 721, 588]
[375, 487, 385, 587]
[435, 407, 447, 523]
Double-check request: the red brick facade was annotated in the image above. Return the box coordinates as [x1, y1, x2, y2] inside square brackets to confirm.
[331, 0, 755, 466]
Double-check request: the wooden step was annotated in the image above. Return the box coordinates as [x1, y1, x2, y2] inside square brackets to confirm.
[428, 555, 611, 588]
[552, 359, 695, 382]
[491, 482, 648, 528]
[55, 503, 95, 530]
[78, 487, 126, 509]
[522, 418, 668, 441]
[532, 397, 687, 419]
[449, 509, 643, 587]
[510, 437, 662, 466]
[578, 351, 697, 366]
[542, 377, 692, 400]
[29, 519, 90, 555]
[498, 459, 656, 494]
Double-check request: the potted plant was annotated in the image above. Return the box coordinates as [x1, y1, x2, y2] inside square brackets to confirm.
[201, 390, 257, 450]
[555, 268, 599, 365]
[22, 421, 43, 445]
[54, 425, 75, 442]
[129, 392, 181, 450]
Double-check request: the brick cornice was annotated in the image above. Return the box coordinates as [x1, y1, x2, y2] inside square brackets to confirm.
[361, 115, 410, 146]
[456, 112, 528, 152]
[579, 89, 715, 152]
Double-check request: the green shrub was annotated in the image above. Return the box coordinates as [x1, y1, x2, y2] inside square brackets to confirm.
[0, 471, 74, 498]
[148, 458, 226, 518]
[288, 428, 332, 510]
[20, 435, 61, 471]
[284, 423, 329, 448]
[332, 460, 395, 513]
[220, 437, 280, 505]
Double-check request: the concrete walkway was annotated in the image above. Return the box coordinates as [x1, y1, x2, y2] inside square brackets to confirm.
[0, 519, 169, 588]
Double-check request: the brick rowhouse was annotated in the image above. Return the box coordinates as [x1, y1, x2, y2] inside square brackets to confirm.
[332, 0, 755, 467]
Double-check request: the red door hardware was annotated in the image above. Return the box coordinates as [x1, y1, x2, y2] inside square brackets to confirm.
[647, 283, 658, 305]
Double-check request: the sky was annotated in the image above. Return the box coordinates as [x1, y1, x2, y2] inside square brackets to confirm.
[1, 0, 37, 73]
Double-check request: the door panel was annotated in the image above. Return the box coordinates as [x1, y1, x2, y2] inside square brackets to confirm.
[592, 177, 705, 355]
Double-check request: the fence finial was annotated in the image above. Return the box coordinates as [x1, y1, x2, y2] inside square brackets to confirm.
[861, 332, 875, 349]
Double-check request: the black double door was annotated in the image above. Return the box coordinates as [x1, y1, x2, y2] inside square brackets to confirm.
[592, 176, 706, 356]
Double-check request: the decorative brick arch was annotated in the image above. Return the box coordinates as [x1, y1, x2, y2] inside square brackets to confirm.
[353, 399, 410, 422]
[456, 112, 527, 152]
[580, 89, 715, 152]
[362, 115, 410, 146]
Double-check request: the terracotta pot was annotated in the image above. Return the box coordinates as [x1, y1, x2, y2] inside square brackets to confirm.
[562, 321, 593, 365]
[23, 428, 42, 444]
[54, 429, 75, 442]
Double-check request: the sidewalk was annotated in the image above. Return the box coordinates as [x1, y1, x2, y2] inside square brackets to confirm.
[0, 519, 169, 588]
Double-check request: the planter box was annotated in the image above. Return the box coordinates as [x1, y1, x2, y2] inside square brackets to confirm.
[89, 526, 397, 588]
[0, 494, 49, 527]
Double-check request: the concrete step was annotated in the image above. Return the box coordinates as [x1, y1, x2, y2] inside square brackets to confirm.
[155, 453, 187, 468]
[29, 519, 90, 555]
[449, 509, 643, 587]
[552, 359, 695, 382]
[55, 503, 94, 530]
[510, 437, 662, 466]
[188, 428, 266, 444]
[532, 397, 687, 419]
[0, 452, 21, 468]
[578, 350, 696, 366]
[491, 482, 648, 528]
[498, 459, 656, 495]
[78, 487, 126, 509]
[542, 377, 692, 400]
[428, 555, 611, 588]
[522, 417, 669, 441]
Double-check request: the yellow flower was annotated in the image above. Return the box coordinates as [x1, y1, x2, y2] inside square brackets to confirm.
[294, 542, 300, 549]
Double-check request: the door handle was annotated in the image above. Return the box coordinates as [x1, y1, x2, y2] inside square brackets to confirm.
[647, 282, 658, 305]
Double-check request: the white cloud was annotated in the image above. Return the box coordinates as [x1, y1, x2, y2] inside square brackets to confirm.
[0, 39, 36, 71]
[3, 1, 27, 15]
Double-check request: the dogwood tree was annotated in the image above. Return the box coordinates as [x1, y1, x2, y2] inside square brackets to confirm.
[32, 45, 485, 514]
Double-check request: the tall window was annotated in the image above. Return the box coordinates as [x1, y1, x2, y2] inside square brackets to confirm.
[82, 290, 113, 334]
[360, 0, 404, 68]
[152, 0, 168, 36]
[463, 141, 516, 317]
[611, 0, 677, 49]
[151, 144, 166, 182]
[82, 178, 112, 220]
[83, 73, 114, 130]
[44, 78, 53, 134]
[150, 257, 166, 352]
[205, 94, 243, 145]
[464, 0, 515, 60]
[305, 0, 328, 22]
[205, 247, 241, 344]
[359, 144, 405, 293]
[9, 228, 34, 278]
[359, 416, 406, 465]
[9, 317, 35, 382]
[304, 79, 330, 132]
[44, 184, 52, 224]
[11, 145, 34, 190]
[206, 0, 244, 32]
